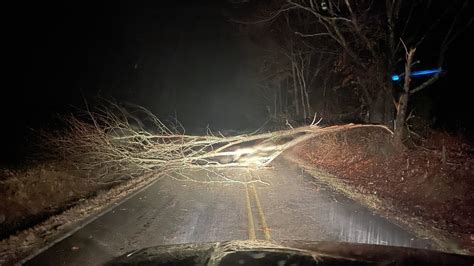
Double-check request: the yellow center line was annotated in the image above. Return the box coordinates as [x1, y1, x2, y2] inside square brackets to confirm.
[245, 184, 256, 240]
[250, 184, 272, 241]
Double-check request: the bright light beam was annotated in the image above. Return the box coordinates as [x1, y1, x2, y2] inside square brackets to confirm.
[411, 68, 443, 77]
[391, 68, 442, 81]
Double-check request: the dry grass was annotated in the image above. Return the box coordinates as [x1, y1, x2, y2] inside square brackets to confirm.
[0, 162, 102, 239]
[0, 170, 159, 265]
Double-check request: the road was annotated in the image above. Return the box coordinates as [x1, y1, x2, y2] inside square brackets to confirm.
[27, 158, 432, 265]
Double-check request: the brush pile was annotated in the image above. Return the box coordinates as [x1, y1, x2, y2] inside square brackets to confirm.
[43, 102, 392, 184]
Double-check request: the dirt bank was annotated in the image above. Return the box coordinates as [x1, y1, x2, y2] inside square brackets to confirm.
[288, 127, 474, 254]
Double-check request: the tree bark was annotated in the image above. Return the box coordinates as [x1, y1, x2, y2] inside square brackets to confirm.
[368, 87, 394, 127]
[394, 48, 416, 147]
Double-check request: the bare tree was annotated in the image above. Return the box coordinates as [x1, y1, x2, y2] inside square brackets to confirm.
[233, 0, 471, 146]
[391, 0, 471, 145]
[42, 102, 392, 183]
[394, 47, 415, 146]
[234, 2, 331, 123]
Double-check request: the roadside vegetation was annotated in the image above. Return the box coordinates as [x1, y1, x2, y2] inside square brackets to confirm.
[288, 126, 474, 254]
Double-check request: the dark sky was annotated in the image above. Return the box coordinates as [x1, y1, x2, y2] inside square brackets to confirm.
[12, 1, 262, 123]
[2, 1, 473, 164]
[4, 1, 265, 163]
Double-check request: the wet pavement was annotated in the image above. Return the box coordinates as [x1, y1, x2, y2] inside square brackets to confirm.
[26, 158, 432, 265]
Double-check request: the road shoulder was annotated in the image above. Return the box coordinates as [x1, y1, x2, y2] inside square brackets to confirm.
[0, 172, 161, 265]
[283, 152, 469, 255]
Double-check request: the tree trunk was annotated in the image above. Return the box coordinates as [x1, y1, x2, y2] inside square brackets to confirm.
[394, 92, 409, 145]
[368, 88, 394, 127]
[394, 48, 416, 147]
[291, 62, 300, 116]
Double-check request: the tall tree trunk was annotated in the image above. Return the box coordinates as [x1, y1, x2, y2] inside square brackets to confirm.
[394, 48, 416, 146]
[368, 88, 393, 126]
[364, 72, 396, 128]
[368, 91, 385, 124]
[292, 62, 300, 116]
[383, 85, 395, 128]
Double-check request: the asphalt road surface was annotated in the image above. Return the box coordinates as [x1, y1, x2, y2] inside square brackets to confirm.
[27, 158, 432, 265]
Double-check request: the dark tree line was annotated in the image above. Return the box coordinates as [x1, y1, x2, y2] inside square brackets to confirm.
[231, 0, 472, 145]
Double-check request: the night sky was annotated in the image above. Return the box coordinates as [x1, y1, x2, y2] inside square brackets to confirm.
[4, 1, 266, 164]
[3, 1, 473, 165]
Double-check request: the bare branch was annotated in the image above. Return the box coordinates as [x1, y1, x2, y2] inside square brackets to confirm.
[410, 74, 440, 95]
[42, 103, 392, 184]
[230, 6, 295, 25]
[294, 31, 330, 38]
[287, 0, 366, 69]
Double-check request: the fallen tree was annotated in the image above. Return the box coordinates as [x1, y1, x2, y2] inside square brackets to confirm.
[42, 102, 392, 184]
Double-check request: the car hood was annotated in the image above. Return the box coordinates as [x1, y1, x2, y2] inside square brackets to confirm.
[106, 240, 473, 265]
